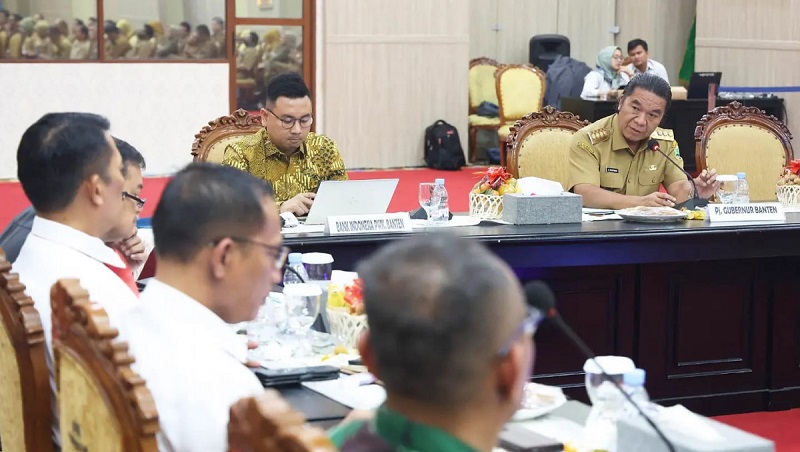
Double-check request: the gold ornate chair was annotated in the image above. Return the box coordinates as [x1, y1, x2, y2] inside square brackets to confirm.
[228, 389, 336, 452]
[506, 106, 589, 188]
[468, 57, 501, 163]
[495, 64, 547, 167]
[695, 101, 794, 201]
[51, 279, 159, 452]
[0, 249, 52, 452]
[191, 109, 263, 163]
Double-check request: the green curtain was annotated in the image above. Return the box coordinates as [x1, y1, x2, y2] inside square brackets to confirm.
[678, 17, 696, 87]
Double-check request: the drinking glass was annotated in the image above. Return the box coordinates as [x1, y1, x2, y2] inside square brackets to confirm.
[283, 283, 322, 355]
[715, 175, 739, 204]
[419, 182, 436, 223]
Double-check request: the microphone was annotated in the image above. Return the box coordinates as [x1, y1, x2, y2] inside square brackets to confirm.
[648, 139, 708, 210]
[525, 281, 676, 452]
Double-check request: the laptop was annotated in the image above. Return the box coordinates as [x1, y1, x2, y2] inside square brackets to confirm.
[304, 179, 399, 225]
[687, 72, 722, 99]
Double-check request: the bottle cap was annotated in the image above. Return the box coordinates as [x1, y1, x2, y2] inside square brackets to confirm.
[435, 178, 445, 185]
[287, 253, 303, 264]
[623, 368, 646, 386]
[302, 252, 334, 265]
[282, 283, 322, 297]
[736, 172, 747, 179]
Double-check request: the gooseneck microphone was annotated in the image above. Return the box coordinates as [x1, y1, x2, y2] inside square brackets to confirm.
[525, 281, 676, 452]
[648, 139, 708, 211]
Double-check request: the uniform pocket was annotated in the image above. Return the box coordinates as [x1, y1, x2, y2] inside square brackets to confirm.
[600, 172, 624, 190]
[638, 171, 662, 193]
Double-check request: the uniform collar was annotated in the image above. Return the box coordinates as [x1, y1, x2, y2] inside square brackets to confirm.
[609, 114, 646, 154]
[374, 405, 480, 452]
[30, 216, 126, 269]
[259, 127, 307, 158]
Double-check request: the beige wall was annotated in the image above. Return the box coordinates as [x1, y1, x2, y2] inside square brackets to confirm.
[696, 0, 799, 150]
[317, 0, 469, 168]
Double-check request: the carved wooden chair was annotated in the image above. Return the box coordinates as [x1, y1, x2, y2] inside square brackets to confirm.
[468, 57, 501, 163]
[695, 101, 794, 201]
[191, 109, 263, 164]
[495, 64, 547, 167]
[228, 389, 337, 452]
[0, 249, 52, 452]
[51, 279, 159, 452]
[506, 106, 589, 188]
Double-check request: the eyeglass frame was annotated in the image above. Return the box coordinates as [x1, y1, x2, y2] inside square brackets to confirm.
[209, 236, 289, 269]
[122, 191, 146, 209]
[265, 107, 314, 130]
[497, 308, 543, 358]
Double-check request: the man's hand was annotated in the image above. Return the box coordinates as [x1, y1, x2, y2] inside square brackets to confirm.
[111, 230, 146, 267]
[694, 168, 720, 199]
[618, 66, 634, 78]
[280, 192, 316, 216]
[638, 192, 676, 207]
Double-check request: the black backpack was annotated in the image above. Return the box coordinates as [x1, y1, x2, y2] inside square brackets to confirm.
[424, 120, 466, 170]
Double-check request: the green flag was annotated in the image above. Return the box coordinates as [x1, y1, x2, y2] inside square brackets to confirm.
[678, 17, 696, 87]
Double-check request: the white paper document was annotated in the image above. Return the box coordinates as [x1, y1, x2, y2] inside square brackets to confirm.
[303, 376, 386, 410]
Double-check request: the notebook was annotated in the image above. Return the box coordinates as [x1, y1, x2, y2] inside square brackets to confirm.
[304, 179, 399, 225]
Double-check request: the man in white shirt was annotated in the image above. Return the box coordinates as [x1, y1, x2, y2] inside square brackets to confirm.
[627, 39, 670, 84]
[13, 113, 140, 446]
[122, 163, 285, 451]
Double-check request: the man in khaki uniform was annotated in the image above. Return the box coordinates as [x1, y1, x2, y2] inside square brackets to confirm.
[568, 73, 719, 209]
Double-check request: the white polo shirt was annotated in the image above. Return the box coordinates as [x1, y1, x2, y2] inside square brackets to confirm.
[121, 279, 262, 452]
[629, 59, 670, 84]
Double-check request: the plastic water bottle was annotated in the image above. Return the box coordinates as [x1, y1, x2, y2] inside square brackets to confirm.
[621, 368, 652, 419]
[736, 172, 750, 204]
[283, 253, 309, 285]
[430, 178, 450, 224]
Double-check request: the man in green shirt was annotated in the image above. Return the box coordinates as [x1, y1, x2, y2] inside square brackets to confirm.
[329, 235, 537, 452]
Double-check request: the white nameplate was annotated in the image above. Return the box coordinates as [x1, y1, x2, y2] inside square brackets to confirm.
[326, 213, 413, 235]
[708, 203, 786, 222]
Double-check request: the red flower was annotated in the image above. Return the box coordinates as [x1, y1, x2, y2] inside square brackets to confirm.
[789, 160, 800, 175]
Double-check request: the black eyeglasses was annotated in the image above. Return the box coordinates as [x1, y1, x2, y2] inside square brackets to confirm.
[210, 237, 289, 269]
[265, 108, 313, 130]
[497, 308, 543, 357]
[122, 191, 146, 209]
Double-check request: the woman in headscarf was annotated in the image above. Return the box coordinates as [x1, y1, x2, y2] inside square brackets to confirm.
[581, 46, 634, 99]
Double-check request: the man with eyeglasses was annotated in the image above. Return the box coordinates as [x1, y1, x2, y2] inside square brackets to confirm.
[223, 72, 348, 216]
[120, 163, 285, 451]
[330, 234, 537, 452]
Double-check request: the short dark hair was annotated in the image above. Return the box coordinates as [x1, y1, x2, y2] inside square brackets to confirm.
[114, 137, 146, 171]
[196, 24, 210, 37]
[0, 10, 9, 18]
[358, 234, 518, 405]
[265, 72, 310, 105]
[211, 17, 223, 26]
[17, 113, 113, 214]
[627, 38, 648, 53]
[179, 21, 191, 32]
[104, 23, 118, 34]
[11, 14, 22, 22]
[622, 73, 672, 110]
[77, 24, 88, 36]
[153, 163, 275, 263]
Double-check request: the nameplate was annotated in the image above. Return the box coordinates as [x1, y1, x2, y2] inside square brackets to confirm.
[326, 213, 413, 235]
[707, 203, 786, 222]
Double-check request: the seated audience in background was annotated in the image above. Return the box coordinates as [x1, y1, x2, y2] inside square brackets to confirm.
[5, 14, 23, 58]
[0, 10, 8, 59]
[210, 16, 225, 55]
[13, 113, 140, 446]
[70, 24, 90, 59]
[178, 20, 191, 50]
[156, 24, 182, 58]
[236, 31, 261, 76]
[627, 38, 669, 84]
[581, 46, 633, 99]
[330, 234, 535, 451]
[182, 24, 216, 59]
[44, 24, 71, 59]
[121, 163, 285, 451]
[128, 25, 155, 58]
[104, 22, 131, 58]
[223, 72, 347, 216]
[569, 74, 719, 209]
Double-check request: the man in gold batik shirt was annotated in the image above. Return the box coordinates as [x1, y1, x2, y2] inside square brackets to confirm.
[223, 72, 348, 215]
[568, 73, 719, 209]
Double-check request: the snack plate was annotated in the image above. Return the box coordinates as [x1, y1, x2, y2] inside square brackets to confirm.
[511, 383, 568, 421]
[615, 207, 688, 223]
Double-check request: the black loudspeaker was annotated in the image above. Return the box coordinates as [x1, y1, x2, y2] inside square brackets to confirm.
[529, 34, 570, 72]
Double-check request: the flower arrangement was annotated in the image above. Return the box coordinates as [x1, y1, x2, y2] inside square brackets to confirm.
[777, 159, 800, 186]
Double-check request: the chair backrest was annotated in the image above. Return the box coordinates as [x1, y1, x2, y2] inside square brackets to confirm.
[529, 34, 570, 72]
[228, 389, 337, 452]
[0, 249, 52, 452]
[191, 109, 263, 164]
[496, 64, 546, 124]
[695, 101, 794, 201]
[506, 105, 589, 186]
[468, 57, 500, 113]
[51, 279, 159, 452]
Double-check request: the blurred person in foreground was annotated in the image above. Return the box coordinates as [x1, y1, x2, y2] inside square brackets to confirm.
[330, 234, 537, 452]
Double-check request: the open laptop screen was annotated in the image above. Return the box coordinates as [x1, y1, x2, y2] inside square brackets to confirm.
[304, 179, 399, 225]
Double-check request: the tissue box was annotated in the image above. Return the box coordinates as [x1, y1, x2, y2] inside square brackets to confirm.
[617, 412, 774, 452]
[501, 192, 582, 225]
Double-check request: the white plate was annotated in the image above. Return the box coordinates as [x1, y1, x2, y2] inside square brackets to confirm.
[511, 383, 568, 421]
[615, 206, 688, 223]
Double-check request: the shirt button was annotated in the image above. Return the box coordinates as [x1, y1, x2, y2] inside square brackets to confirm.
[652, 178, 657, 183]
[628, 179, 632, 183]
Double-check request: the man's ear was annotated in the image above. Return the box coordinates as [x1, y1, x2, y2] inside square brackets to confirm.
[209, 238, 233, 279]
[86, 174, 105, 206]
[495, 341, 533, 404]
[617, 97, 624, 112]
[259, 108, 269, 128]
[357, 330, 378, 375]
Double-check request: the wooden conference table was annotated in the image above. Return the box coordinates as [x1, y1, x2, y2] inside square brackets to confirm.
[283, 214, 800, 417]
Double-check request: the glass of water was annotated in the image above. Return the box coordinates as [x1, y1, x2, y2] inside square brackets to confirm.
[283, 283, 322, 355]
[419, 182, 436, 223]
[715, 175, 739, 204]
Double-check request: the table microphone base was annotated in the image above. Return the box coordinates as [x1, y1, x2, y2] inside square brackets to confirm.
[675, 197, 709, 211]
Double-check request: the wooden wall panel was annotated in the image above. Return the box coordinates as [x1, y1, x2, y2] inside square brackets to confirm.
[469, 0, 498, 60]
[496, 0, 558, 65]
[556, 0, 615, 67]
[320, 0, 469, 169]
